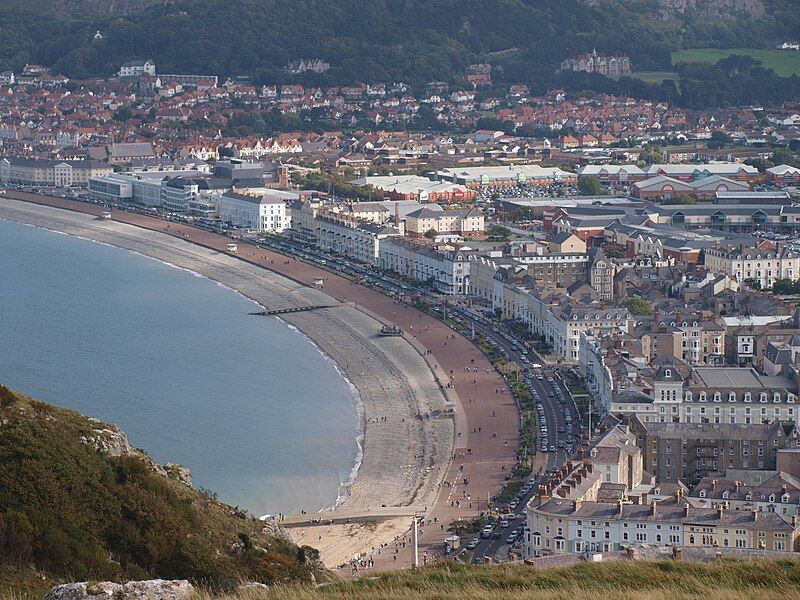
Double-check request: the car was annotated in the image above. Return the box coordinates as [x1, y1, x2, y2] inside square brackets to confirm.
[506, 532, 519, 544]
[549, 445, 556, 452]
[467, 538, 480, 550]
[481, 525, 494, 538]
[540, 444, 548, 452]
[557, 440, 565, 448]
[500, 520, 510, 528]
[492, 531, 502, 540]
[509, 500, 518, 510]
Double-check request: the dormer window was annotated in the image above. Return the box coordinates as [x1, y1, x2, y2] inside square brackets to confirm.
[728, 392, 736, 403]
[713, 393, 721, 403]
[783, 494, 790, 503]
[744, 393, 751, 403]
[769, 494, 776, 503]
[746, 492, 753, 501]
[699, 392, 707, 402]
[722, 491, 729, 499]
[665, 368, 672, 378]
[774, 393, 782, 403]
[699, 490, 707, 498]
[760, 393, 768, 403]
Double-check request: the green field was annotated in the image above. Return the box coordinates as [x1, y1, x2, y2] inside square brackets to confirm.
[628, 71, 680, 84]
[672, 48, 800, 77]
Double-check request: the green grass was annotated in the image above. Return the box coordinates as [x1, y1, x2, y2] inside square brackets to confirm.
[672, 48, 800, 77]
[628, 71, 680, 84]
[0, 385, 320, 598]
[196, 559, 800, 599]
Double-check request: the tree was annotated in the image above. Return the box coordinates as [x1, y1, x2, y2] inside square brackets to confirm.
[626, 296, 652, 316]
[662, 195, 697, 205]
[578, 175, 604, 196]
[486, 224, 511, 241]
[424, 228, 438, 239]
[772, 147, 797, 167]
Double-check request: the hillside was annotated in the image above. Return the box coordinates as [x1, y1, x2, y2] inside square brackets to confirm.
[216, 559, 800, 599]
[0, 0, 799, 89]
[0, 385, 321, 598]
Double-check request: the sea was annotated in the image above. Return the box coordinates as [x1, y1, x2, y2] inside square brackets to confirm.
[0, 218, 360, 516]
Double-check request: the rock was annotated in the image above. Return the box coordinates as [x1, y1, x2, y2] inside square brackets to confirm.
[45, 579, 194, 600]
[164, 462, 193, 487]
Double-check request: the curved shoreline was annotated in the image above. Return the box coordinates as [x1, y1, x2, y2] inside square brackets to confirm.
[1, 192, 520, 572]
[0, 200, 454, 524]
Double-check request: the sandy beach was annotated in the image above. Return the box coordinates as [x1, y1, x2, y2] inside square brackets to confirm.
[0, 193, 519, 572]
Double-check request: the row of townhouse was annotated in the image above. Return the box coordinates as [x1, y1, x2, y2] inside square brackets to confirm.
[315, 211, 401, 265]
[525, 418, 800, 556]
[494, 282, 631, 362]
[1, 157, 112, 187]
[529, 496, 799, 555]
[378, 237, 470, 295]
[610, 364, 800, 426]
[704, 245, 800, 289]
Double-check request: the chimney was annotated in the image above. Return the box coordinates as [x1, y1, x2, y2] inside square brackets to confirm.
[578, 447, 585, 460]
[618, 500, 624, 514]
[684, 504, 690, 517]
[734, 481, 740, 493]
[793, 515, 797, 528]
[573, 498, 583, 511]
[394, 203, 400, 227]
[711, 479, 717, 491]
[752, 509, 758, 522]
[650, 500, 657, 516]
[585, 461, 593, 473]
[717, 506, 724, 519]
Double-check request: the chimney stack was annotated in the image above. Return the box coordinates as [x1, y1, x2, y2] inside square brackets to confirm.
[717, 506, 724, 519]
[752, 509, 758, 522]
[711, 479, 717, 491]
[617, 500, 624, 515]
[650, 500, 657, 516]
[683, 504, 690, 517]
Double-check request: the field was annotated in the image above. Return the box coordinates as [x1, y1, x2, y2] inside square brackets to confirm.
[198, 559, 800, 600]
[629, 71, 680, 84]
[672, 48, 800, 77]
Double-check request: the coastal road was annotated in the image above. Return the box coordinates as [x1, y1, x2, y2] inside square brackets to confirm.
[3, 191, 519, 572]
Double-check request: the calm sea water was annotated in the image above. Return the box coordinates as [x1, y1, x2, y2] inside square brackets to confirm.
[0, 218, 360, 515]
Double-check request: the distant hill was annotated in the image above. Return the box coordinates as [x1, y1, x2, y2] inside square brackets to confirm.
[0, 0, 798, 86]
[0, 385, 320, 598]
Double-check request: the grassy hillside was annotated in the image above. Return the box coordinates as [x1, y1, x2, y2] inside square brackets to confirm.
[221, 559, 800, 599]
[673, 48, 800, 77]
[0, 385, 320, 598]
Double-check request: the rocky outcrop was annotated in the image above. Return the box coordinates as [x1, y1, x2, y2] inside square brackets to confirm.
[45, 579, 194, 600]
[164, 462, 193, 487]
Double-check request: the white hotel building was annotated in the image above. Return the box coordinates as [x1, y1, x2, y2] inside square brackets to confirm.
[219, 189, 294, 233]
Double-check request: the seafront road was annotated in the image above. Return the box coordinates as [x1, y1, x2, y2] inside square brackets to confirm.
[3, 191, 519, 572]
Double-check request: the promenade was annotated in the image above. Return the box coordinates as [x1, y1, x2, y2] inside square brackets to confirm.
[1, 192, 519, 571]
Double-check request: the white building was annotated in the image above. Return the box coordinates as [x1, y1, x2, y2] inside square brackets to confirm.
[704, 246, 800, 289]
[1, 157, 112, 187]
[379, 238, 471, 295]
[219, 189, 294, 233]
[315, 212, 401, 265]
[118, 60, 156, 77]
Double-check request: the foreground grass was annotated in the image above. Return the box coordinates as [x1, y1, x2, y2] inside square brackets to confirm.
[672, 48, 800, 77]
[191, 559, 800, 599]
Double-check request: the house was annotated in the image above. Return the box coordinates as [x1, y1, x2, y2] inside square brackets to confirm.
[118, 60, 156, 78]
